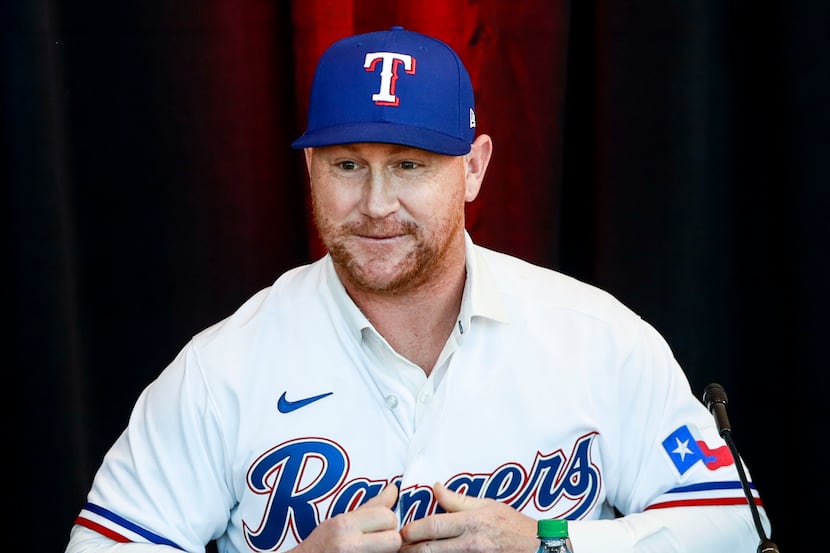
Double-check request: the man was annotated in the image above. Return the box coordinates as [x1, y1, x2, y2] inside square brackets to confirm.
[66, 26, 770, 552]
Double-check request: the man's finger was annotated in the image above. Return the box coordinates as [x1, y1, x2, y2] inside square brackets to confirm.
[361, 482, 400, 510]
[433, 481, 489, 513]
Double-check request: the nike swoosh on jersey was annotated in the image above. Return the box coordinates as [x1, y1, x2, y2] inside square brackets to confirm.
[277, 391, 334, 413]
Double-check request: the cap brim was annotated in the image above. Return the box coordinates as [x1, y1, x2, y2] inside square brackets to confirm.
[291, 122, 471, 156]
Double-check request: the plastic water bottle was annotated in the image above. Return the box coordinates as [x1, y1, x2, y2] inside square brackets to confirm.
[536, 518, 573, 553]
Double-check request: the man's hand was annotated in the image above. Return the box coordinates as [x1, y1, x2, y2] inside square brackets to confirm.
[400, 482, 539, 553]
[294, 483, 401, 553]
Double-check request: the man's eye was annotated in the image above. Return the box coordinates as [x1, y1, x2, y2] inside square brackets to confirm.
[399, 160, 418, 170]
[337, 161, 358, 170]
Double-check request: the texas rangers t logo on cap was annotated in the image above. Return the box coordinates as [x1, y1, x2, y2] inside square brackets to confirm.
[364, 52, 416, 106]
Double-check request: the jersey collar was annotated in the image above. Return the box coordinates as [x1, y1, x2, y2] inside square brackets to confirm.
[324, 230, 510, 341]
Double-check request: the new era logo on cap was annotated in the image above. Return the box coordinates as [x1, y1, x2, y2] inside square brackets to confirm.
[291, 26, 476, 156]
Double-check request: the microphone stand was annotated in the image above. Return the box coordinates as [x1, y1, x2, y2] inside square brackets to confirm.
[719, 428, 779, 553]
[702, 383, 780, 553]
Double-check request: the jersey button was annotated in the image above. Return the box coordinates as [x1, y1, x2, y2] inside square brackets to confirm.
[385, 394, 398, 409]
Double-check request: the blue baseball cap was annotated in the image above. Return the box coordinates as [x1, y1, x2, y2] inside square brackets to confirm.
[291, 26, 476, 156]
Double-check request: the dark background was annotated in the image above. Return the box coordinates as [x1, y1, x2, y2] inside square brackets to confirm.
[4, 1, 824, 551]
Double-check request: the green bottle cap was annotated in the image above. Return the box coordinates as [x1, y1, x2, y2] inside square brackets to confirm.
[537, 518, 568, 538]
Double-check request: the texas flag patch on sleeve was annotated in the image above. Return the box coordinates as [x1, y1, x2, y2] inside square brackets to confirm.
[661, 424, 734, 475]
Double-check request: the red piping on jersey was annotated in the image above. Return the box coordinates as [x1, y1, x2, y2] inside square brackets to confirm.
[74, 516, 131, 543]
[646, 497, 764, 510]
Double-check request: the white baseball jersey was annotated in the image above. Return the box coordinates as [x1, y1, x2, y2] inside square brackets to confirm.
[70, 232, 763, 552]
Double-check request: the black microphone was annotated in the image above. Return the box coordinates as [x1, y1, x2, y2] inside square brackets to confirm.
[702, 383, 779, 553]
[702, 382, 731, 436]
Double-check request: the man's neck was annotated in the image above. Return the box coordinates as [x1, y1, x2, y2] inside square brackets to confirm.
[341, 261, 467, 375]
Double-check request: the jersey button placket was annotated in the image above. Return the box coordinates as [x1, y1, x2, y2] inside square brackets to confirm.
[414, 389, 433, 427]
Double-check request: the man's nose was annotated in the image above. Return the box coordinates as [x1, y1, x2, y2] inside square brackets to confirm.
[360, 171, 400, 218]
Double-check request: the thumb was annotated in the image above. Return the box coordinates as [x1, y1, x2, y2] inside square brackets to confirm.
[362, 482, 399, 510]
[433, 481, 490, 513]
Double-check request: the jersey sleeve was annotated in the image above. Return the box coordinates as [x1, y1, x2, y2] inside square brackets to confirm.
[577, 320, 770, 551]
[72, 341, 232, 551]
[567, 504, 768, 552]
[65, 525, 184, 552]
[609, 319, 762, 515]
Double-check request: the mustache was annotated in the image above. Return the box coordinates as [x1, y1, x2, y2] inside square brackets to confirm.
[341, 218, 419, 237]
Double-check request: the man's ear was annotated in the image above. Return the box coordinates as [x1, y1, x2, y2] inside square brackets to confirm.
[464, 134, 493, 202]
[303, 147, 313, 172]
